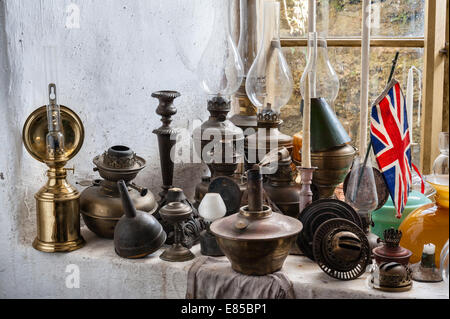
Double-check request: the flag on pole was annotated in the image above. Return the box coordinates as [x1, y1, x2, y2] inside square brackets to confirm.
[370, 79, 412, 218]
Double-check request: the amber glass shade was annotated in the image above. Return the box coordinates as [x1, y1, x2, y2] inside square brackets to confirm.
[399, 175, 449, 266]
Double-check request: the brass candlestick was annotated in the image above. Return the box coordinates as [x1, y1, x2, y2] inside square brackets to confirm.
[152, 90, 180, 202]
[22, 84, 85, 252]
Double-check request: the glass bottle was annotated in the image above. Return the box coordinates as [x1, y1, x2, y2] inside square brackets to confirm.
[345, 156, 379, 248]
[432, 132, 449, 176]
[399, 174, 449, 266]
[45, 83, 65, 161]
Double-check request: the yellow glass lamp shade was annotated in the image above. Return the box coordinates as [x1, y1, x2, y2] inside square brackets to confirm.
[399, 175, 449, 266]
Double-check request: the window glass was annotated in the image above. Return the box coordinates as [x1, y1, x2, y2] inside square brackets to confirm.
[280, 46, 424, 163]
[280, 0, 425, 38]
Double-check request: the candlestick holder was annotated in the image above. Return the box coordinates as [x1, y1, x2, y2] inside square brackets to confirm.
[152, 90, 180, 202]
[151, 91, 207, 248]
[159, 202, 196, 262]
[298, 166, 317, 215]
[22, 84, 85, 252]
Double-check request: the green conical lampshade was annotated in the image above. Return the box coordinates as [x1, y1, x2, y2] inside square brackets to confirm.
[301, 98, 351, 152]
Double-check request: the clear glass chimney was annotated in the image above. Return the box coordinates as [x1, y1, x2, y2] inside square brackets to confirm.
[300, 32, 339, 109]
[197, 0, 244, 97]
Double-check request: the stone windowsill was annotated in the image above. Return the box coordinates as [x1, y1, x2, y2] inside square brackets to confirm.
[6, 227, 449, 299]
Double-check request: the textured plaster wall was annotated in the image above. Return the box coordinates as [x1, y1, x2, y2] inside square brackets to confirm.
[0, 0, 230, 298]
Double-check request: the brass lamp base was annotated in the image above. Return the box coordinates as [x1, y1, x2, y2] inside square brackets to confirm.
[33, 237, 85, 253]
[160, 243, 195, 262]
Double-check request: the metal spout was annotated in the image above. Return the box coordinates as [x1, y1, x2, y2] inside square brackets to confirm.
[118, 180, 137, 218]
[247, 165, 263, 212]
[129, 182, 148, 197]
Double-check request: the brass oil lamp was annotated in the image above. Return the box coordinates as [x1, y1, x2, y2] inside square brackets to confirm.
[244, 1, 294, 168]
[211, 165, 303, 275]
[193, 0, 245, 207]
[159, 202, 196, 262]
[80, 145, 157, 238]
[22, 84, 85, 252]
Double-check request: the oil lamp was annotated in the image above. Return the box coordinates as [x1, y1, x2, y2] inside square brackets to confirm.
[198, 193, 226, 256]
[159, 202, 196, 262]
[370, 228, 413, 292]
[80, 145, 157, 239]
[22, 84, 85, 252]
[193, 0, 245, 204]
[263, 148, 302, 218]
[245, 1, 294, 167]
[211, 165, 303, 275]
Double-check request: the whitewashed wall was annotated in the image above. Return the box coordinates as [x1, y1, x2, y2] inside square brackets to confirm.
[0, 0, 238, 297]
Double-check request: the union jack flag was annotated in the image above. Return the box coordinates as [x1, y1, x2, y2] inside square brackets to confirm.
[370, 79, 412, 218]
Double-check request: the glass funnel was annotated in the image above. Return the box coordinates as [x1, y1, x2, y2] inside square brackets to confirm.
[245, 1, 293, 117]
[196, 0, 244, 97]
[300, 32, 339, 109]
[345, 156, 379, 234]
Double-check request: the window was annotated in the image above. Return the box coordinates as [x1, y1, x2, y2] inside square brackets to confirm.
[276, 0, 447, 173]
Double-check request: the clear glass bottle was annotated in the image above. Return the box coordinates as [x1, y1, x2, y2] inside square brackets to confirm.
[245, 0, 293, 116]
[196, 0, 244, 97]
[345, 156, 379, 248]
[45, 83, 65, 161]
[432, 132, 449, 176]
